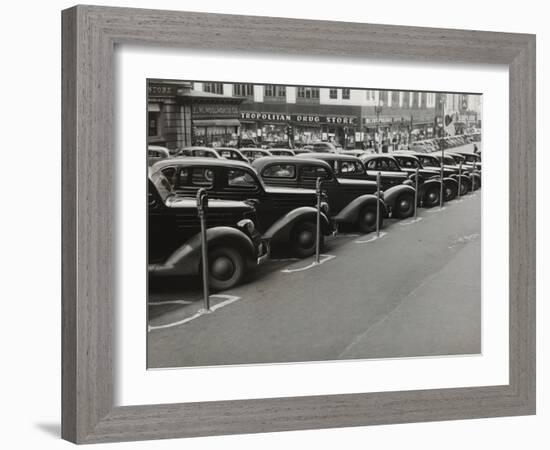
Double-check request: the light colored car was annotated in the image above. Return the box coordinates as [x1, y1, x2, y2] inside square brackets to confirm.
[147, 145, 170, 166]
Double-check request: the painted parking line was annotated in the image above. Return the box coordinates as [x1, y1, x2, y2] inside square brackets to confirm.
[425, 207, 447, 213]
[281, 254, 336, 273]
[355, 231, 387, 244]
[397, 217, 423, 226]
[148, 294, 241, 331]
[148, 300, 193, 306]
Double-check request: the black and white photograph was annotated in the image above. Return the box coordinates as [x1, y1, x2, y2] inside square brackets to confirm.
[146, 79, 482, 369]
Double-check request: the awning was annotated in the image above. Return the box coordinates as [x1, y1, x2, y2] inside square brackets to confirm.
[193, 119, 241, 127]
[148, 103, 161, 112]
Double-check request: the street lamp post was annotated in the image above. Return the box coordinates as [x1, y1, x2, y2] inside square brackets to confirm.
[374, 100, 384, 153]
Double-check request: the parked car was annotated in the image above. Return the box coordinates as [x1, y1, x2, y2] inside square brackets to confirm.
[430, 153, 481, 191]
[392, 152, 463, 202]
[452, 151, 482, 171]
[148, 169, 265, 290]
[240, 148, 273, 162]
[177, 146, 222, 158]
[239, 138, 258, 148]
[311, 142, 338, 153]
[151, 158, 333, 258]
[406, 152, 464, 198]
[215, 147, 250, 163]
[253, 156, 389, 232]
[293, 148, 313, 155]
[269, 148, 296, 156]
[147, 145, 170, 166]
[297, 153, 417, 218]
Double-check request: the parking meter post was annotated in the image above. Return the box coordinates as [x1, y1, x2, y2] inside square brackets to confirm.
[315, 177, 322, 265]
[414, 167, 419, 218]
[197, 188, 210, 312]
[458, 163, 462, 197]
[376, 171, 381, 238]
[471, 165, 475, 193]
[440, 148, 445, 208]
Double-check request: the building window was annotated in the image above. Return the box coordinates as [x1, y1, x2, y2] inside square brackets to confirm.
[233, 84, 254, 97]
[365, 90, 376, 101]
[379, 91, 388, 105]
[203, 83, 224, 94]
[402, 92, 410, 108]
[297, 87, 320, 99]
[148, 111, 160, 137]
[427, 93, 436, 107]
[411, 92, 419, 108]
[420, 93, 427, 108]
[329, 89, 338, 99]
[391, 91, 400, 106]
[264, 84, 286, 98]
[342, 88, 351, 100]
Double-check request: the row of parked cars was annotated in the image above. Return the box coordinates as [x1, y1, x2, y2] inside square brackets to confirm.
[148, 141, 482, 291]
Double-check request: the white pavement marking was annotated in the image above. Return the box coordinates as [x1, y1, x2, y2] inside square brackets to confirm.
[148, 295, 241, 331]
[425, 207, 447, 213]
[397, 217, 423, 226]
[281, 254, 336, 273]
[355, 232, 387, 244]
[449, 233, 480, 249]
[148, 300, 192, 306]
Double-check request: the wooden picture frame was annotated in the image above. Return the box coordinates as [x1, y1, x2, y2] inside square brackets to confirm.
[61, 5, 536, 443]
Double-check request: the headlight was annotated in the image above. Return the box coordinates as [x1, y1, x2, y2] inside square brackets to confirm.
[237, 219, 255, 234]
[320, 201, 330, 215]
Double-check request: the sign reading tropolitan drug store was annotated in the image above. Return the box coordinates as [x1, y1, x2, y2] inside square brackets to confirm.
[240, 112, 357, 125]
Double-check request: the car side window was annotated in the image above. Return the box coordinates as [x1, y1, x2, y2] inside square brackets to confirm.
[338, 160, 365, 175]
[262, 164, 296, 179]
[366, 159, 378, 170]
[384, 159, 400, 171]
[176, 167, 214, 188]
[227, 169, 259, 190]
[161, 167, 177, 186]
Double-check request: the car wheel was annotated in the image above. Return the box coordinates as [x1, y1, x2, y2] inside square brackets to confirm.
[444, 184, 458, 201]
[423, 186, 440, 208]
[472, 176, 481, 190]
[207, 246, 245, 291]
[459, 179, 470, 196]
[393, 192, 415, 219]
[290, 221, 321, 258]
[357, 204, 382, 233]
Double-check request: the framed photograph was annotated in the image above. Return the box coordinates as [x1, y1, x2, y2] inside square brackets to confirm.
[62, 5, 536, 444]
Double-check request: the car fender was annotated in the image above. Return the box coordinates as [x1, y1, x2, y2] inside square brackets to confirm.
[262, 206, 332, 244]
[333, 194, 387, 224]
[442, 177, 458, 190]
[150, 226, 256, 276]
[383, 184, 416, 212]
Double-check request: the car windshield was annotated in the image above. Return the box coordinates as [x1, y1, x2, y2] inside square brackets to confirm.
[150, 171, 175, 203]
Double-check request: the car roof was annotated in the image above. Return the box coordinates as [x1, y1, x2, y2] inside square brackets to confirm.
[296, 152, 361, 162]
[150, 157, 252, 173]
[360, 154, 399, 163]
[392, 152, 420, 160]
[251, 156, 332, 171]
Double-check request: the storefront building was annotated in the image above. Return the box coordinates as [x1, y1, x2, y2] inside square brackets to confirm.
[239, 105, 361, 148]
[147, 80, 243, 152]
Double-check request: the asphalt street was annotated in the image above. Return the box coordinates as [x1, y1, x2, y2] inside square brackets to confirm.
[148, 190, 481, 368]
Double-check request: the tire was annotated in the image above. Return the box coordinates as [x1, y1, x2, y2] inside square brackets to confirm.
[459, 179, 470, 196]
[422, 186, 440, 208]
[357, 204, 382, 233]
[444, 184, 458, 201]
[206, 246, 245, 291]
[472, 176, 481, 190]
[393, 192, 415, 219]
[290, 221, 322, 258]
